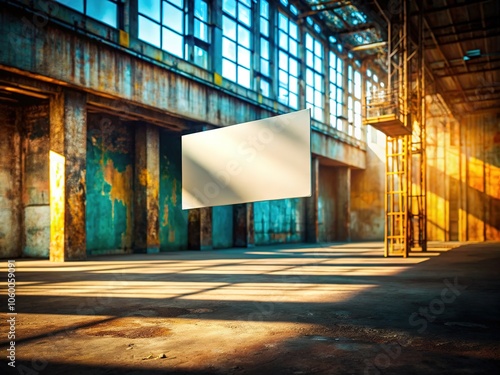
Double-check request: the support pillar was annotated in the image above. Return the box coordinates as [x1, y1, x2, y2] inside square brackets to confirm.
[306, 157, 319, 243]
[49, 89, 87, 261]
[233, 203, 254, 247]
[336, 167, 351, 242]
[188, 207, 213, 250]
[134, 124, 160, 253]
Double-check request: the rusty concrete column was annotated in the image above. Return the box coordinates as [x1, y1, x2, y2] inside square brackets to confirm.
[233, 203, 254, 247]
[336, 167, 351, 242]
[49, 89, 87, 261]
[188, 207, 213, 250]
[134, 124, 160, 253]
[306, 157, 319, 243]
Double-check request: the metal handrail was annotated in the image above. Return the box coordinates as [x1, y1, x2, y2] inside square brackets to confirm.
[364, 93, 407, 120]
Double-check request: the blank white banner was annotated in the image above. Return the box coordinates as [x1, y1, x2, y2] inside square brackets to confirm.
[182, 109, 311, 209]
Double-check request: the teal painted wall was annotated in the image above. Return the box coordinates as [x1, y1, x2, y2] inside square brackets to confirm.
[159, 131, 188, 250]
[254, 198, 306, 245]
[86, 115, 134, 254]
[212, 205, 233, 248]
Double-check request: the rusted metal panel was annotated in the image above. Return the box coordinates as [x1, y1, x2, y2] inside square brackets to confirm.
[0, 105, 21, 258]
[86, 114, 134, 254]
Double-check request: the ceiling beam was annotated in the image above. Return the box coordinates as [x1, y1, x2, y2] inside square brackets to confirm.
[430, 57, 500, 68]
[435, 67, 500, 78]
[442, 86, 500, 95]
[411, 0, 492, 16]
[425, 26, 500, 40]
[429, 17, 496, 32]
[451, 95, 500, 104]
[424, 31, 500, 47]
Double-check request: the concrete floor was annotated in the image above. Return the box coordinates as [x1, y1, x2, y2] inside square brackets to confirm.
[1, 242, 499, 374]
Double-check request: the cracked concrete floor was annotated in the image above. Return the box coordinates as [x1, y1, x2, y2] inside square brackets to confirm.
[1, 242, 499, 374]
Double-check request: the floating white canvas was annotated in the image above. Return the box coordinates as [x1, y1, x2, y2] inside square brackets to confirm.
[182, 109, 311, 209]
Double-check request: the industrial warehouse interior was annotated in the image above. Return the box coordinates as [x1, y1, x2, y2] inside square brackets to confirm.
[0, 0, 499, 374]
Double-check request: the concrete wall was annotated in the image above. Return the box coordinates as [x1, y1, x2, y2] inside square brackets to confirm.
[318, 166, 336, 242]
[86, 114, 134, 254]
[254, 198, 306, 245]
[350, 128, 386, 241]
[23, 104, 50, 257]
[0, 105, 21, 258]
[159, 130, 188, 251]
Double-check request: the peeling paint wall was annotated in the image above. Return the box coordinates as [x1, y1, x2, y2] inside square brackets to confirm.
[212, 206, 233, 249]
[254, 199, 306, 245]
[0, 105, 21, 258]
[350, 129, 386, 241]
[23, 104, 50, 257]
[86, 114, 134, 254]
[159, 130, 188, 250]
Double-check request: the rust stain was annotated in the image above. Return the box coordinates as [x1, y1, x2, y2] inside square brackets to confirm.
[138, 168, 151, 187]
[162, 204, 169, 227]
[103, 159, 133, 241]
[171, 179, 177, 205]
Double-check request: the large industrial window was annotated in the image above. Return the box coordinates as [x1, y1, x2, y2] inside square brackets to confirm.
[138, 0, 186, 58]
[259, 0, 271, 97]
[192, 0, 210, 69]
[277, 12, 299, 109]
[305, 33, 324, 121]
[56, 0, 119, 28]
[366, 69, 383, 143]
[329, 51, 344, 131]
[222, 0, 253, 88]
[347, 64, 363, 139]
